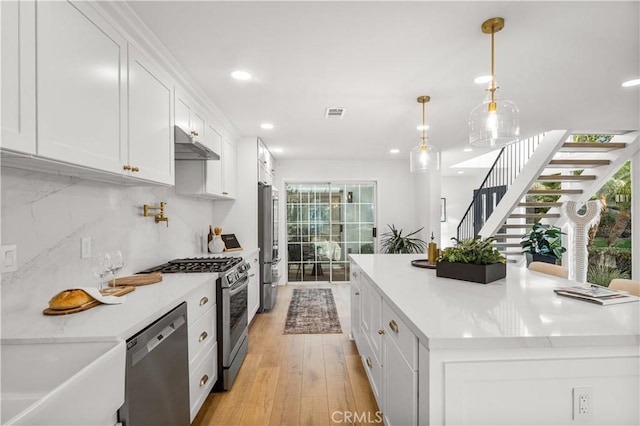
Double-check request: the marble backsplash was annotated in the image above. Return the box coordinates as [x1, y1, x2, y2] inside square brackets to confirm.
[1, 168, 218, 313]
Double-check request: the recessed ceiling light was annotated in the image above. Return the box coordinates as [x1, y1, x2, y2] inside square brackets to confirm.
[271, 147, 283, 153]
[231, 70, 252, 80]
[463, 148, 473, 152]
[622, 78, 640, 87]
[473, 75, 493, 84]
[260, 123, 274, 130]
[389, 149, 400, 154]
[416, 125, 430, 131]
[457, 170, 465, 174]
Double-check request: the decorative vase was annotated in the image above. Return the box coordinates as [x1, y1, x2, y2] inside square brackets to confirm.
[209, 235, 225, 253]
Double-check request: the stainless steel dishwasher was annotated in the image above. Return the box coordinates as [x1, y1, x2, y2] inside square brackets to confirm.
[118, 302, 189, 426]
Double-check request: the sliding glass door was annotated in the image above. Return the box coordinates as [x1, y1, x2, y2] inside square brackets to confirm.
[286, 182, 376, 283]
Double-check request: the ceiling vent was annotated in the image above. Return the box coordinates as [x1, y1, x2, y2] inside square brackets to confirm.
[325, 107, 346, 119]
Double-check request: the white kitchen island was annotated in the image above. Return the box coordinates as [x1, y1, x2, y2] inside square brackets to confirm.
[349, 254, 639, 426]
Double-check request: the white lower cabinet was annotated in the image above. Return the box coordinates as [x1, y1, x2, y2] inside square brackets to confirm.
[247, 252, 260, 324]
[186, 281, 217, 422]
[352, 267, 419, 424]
[189, 342, 217, 422]
[350, 263, 362, 348]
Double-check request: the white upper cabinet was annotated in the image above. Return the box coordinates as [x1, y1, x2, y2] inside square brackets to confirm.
[175, 124, 236, 200]
[205, 124, 224, 196]
[222, 138, 237, 198]
[36, 0, 127, 174]
[127, 44, 174, 185]
[1, 0, 36, 154]
[258, 139, 274, 185]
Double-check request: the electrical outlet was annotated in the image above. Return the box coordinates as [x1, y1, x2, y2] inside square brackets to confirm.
[1, 245, 18, 273]
[81, 237, 92, 259]
[573, 387, 593, 420]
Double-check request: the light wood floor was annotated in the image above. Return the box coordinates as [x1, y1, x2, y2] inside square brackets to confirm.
[192, 284, 379, 426]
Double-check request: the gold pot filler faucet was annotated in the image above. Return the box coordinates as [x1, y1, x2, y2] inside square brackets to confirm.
[143, 202, 169, 226]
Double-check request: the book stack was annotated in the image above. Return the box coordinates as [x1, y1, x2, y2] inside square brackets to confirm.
[554, 285, 639, 306]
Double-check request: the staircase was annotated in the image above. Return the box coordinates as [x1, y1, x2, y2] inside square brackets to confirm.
[457, 130, 639, 262]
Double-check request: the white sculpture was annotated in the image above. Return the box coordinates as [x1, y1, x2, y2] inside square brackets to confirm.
[563, 200, 602, 283]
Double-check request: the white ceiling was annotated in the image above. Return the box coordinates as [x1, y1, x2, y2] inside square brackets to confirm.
[127, 1, 640, 173]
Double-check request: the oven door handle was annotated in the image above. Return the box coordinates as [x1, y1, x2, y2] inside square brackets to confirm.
[229, 276, 249, 296]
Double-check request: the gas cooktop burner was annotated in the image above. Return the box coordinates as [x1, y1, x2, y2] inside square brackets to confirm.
[139, 256, 242, 274]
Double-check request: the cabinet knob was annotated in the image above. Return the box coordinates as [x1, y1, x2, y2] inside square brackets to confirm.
[354, 292, 360, 296]
[191, 130, 199, 136]
[199, 331, 208, 342]
[222, 192, 229, 195]
[389, 320, 399, 333]
[199, 296, 209, 306]
[123, 165, 131, 171]
[200, 374, 209, 387]
[377, 329, 385, 335]
[131, 166, 140, 172]
[366, 357, 372, 368]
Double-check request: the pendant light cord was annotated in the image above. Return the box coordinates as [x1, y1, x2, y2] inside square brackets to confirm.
[489, 24, 497, 111]
[421, 100, 427, 148]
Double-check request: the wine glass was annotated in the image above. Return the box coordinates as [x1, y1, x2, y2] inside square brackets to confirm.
[91, 252, 111, 290]
[107, 250, 124, 287]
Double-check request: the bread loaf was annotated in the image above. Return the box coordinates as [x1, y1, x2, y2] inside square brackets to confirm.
[48, 289, 94, 310]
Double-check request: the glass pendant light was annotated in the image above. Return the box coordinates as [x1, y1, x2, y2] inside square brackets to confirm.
[410, 95, 440, 173]
[469, 17, 520, 148]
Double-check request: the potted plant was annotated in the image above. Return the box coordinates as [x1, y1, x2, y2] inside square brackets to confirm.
[380, 225, 427, 254]
[520, 222, 566, 266]
[436, 236, 506, 284]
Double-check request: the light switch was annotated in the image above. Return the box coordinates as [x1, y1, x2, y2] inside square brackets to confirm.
[1, 245, 18, 273]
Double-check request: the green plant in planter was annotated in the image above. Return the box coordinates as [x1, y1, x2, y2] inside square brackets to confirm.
[380, 225, 427, 254]
[438, 236, 506, 265]
[520, 222, 566, 263]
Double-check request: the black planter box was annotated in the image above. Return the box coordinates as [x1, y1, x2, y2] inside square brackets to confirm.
[525, 252, 558, 266]
[436, 261, 506, 284]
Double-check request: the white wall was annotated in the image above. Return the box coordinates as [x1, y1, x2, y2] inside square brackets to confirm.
[1, 167, 216, 312]
[275, 159, 425, 254]
[440, 175, 480, 247]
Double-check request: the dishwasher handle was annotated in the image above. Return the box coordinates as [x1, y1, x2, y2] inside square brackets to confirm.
[130, 314, 186, 367]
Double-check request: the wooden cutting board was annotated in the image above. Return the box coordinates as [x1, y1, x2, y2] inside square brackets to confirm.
[43, 286, 135, 316]
[111, 272, 162, 286]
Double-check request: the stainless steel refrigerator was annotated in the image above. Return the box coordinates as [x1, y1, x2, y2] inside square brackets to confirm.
[258, 183, 280, 311]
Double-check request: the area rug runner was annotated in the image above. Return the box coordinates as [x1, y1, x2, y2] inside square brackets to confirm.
[283, 288, 343, 334]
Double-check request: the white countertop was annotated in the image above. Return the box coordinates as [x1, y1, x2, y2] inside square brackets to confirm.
[1, 273, 218, 342]
[350, 254, 640, 350]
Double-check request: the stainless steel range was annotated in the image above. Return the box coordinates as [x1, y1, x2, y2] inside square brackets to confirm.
[139, 256, 249, 391]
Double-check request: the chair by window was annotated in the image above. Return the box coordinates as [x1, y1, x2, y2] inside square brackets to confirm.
[608, 278, 640, 297]
[528, 261, 569, 279]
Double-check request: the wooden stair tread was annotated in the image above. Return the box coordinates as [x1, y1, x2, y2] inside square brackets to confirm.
[492, 243, 522, 247]
[537, 175, 596, 181]
[547, 159, 610, 168]
[500, 224, 548, 229]
[509, 213, 561, 218]
[518, 202, 563, 207]
[527, 189, 582, 195]
[559, 142, 626, 152]
[493, 234, 525, 239]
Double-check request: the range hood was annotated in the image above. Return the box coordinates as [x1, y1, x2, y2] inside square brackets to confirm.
[174, 126, 220, 160]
